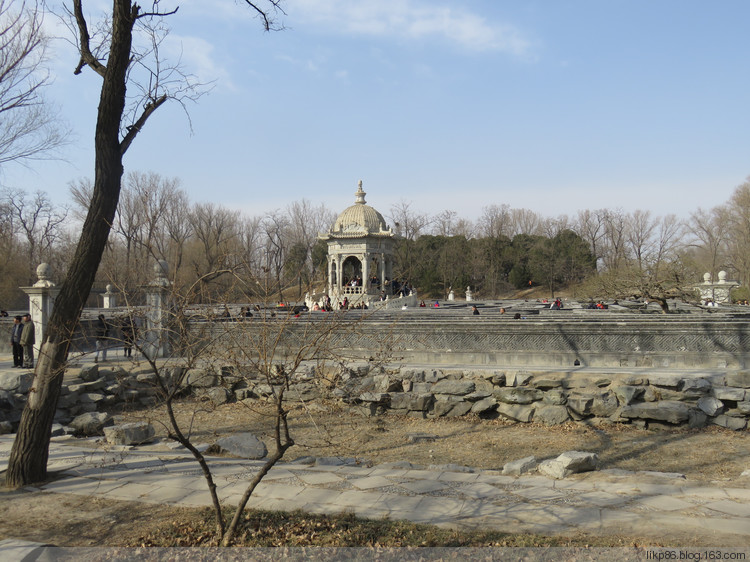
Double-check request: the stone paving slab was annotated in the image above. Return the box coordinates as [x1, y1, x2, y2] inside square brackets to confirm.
[349, 475, 394, 490]
[1, 434, 750, 543]
[510, 486, 567, 501]
[574, 490, 631, 507]
[636, 494, 695, 512]
[703, 500, 750, 517]
[294, 471, 343, 486]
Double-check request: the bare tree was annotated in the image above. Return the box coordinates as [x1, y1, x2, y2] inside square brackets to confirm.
[724, 179, 750, 286]
[6, 0, 284, 487]
[477, 203, 510, 238]
[508, 208, 542, 237]
[0, 0, 67, 167]
[187, 202, 240, 301]
[600, 208, 628, 271]
[688, 205, 729, 278]
[625, 209, 656, 271]
[1, 187, 68, 281]
[574, 208, 606, 261]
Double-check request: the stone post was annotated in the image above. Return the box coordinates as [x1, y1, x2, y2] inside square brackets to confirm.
[448, 287, 455, 301]
[102, 284, 117, 308]
[20, 263, 60, 358]
[465, 286, 473, 302]
[143, 260, 172, 359]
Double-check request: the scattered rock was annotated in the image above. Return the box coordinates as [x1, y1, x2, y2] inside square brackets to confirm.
[185, 369, 218, 388]
[69, 412, 112, 436]
[502, 456, 537, 476]
[538, 451, 598, 479]
[214, 433, 267, 459]
[104, 422, 155, 445]
[206, 387, 231, 406]
[78, 364, 100, 382]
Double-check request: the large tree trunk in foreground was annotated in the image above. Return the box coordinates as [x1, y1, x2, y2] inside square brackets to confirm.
[4, 1, 136, 487]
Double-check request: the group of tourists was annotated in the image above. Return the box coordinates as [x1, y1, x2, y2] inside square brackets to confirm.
[10, 314, 35, 369]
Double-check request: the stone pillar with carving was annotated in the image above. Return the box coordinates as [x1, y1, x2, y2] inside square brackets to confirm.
[143, 260, 172, 359]
[102, 284, 117, 309]
[21, 263, 60, 358]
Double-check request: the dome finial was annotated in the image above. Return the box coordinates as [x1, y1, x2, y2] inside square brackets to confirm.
[355, 180, 366, 205]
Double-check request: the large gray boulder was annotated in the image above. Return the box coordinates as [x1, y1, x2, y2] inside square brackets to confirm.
[493, 387, 542, 405]
[620, 401, 690, 424]
[470, 397, 498, 414]
[78, 364, 100, 382]
[214, 433, 267, 459]
[711, 415, 747, 431]
[185, 369, 219, 388]
[431, 380, 475, 396]
[104, 422, 155, 445]
[69, 412, 113, 436]
[496, 402, 535, 422]
[590, 391, 619, 417]
[566, 393, 594, 416]
[538, 451, 598, 479]
[697, 396, 724, 417]
[713, 387, 746, 401]
[534, 404, 570, 425]
[612, 385, 644, 405]
[0, 372, 32, 393]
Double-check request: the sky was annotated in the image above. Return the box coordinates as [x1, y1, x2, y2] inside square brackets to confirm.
[2, 0, 750, 224]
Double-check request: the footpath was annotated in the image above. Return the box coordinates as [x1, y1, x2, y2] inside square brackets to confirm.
[1, 432, 750, 545]
[1, 354, 750, 556]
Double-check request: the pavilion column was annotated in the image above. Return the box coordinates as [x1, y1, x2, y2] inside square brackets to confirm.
[361, 254, 369, 291]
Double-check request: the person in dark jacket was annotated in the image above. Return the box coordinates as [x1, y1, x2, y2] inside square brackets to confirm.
[10, 316, 23, 368]
[94, 314, 109, 363]
[20, 314, 35, 369]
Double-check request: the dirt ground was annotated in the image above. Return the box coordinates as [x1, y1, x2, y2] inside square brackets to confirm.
[122, 398, 750, 483]
[1, 399, 749, 547]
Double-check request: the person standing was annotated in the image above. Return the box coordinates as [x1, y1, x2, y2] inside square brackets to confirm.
[120, 316, 135, 359]
[94, 314, 109, 363]
[10, 316, 23, 368]
[20, 314, 35, 369]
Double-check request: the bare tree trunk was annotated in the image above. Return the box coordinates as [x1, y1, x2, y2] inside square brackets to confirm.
[4, 1, 136, 487]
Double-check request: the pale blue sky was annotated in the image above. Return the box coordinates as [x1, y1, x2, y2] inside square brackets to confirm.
[3, 0, 749, 222]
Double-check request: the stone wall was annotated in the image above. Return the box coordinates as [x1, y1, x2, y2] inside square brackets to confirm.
[186, 312, 750, 369]
[2, 361, 749, 435]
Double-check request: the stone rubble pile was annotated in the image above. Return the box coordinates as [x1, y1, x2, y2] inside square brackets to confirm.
[1, 363, 750, 436]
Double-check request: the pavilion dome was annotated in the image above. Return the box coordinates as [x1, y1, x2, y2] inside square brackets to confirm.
[329, 181, 391, 237]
